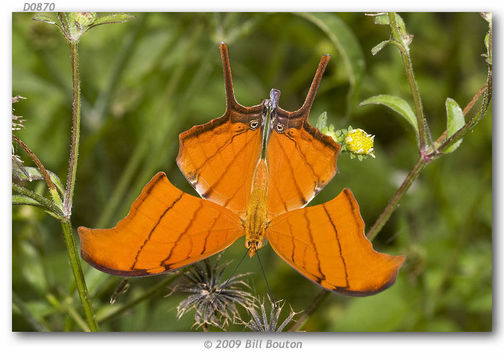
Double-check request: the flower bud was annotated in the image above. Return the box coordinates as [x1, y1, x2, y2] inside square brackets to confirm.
[344, 128, 375, 158]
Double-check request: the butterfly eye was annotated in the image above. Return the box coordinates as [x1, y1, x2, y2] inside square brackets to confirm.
[249, 120, 259, 129]
[276, 123, 284, 133]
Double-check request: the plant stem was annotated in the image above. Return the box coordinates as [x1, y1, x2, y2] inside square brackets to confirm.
[389, 12, 428, 151]
[436, 72, 492, 155]
[64, 40, 81, 216]
[367, 156, 426, 241]
[463, 83, 488, 116]
[60, 220, 98, 331]
[288, 288, 330, 331]
[13, 134, 62, 207]
[97, 276, 177, 324]
[13, 292, 51, 332]
[46, 293, 90, 332]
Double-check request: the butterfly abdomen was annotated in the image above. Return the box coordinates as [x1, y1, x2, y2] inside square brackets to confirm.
[245, 160, 269, 257]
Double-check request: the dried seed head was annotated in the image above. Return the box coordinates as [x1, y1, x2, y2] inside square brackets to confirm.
[241, 295, 299, 332]
[170, 255, 255, 330]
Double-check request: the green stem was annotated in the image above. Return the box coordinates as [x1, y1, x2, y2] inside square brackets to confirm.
[13, 292, 51, 332]
[98, 275, 177, 324]
[367, 156, 426, 241]
[436, 71, 492, 155]
[64, 40, 81, 216]
[288, 288, 330, 332]
[46, 293, 90, 332]
[60, 220, 98, 331]
[389, 12, 428, 151]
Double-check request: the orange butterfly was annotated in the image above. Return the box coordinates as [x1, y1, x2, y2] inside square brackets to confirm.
[79, 43, 405, 296]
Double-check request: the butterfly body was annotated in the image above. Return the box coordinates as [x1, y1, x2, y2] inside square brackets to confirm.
[244, 159, 269, 257]
[79, 43, 405, 296]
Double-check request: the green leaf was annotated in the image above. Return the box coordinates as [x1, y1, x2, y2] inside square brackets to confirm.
[12, 194, 41, 207]
[32, 13, 57, 25]
[370, 13, 390, 25]
[367, 12, 406, 29]
[360, 95, 418, 135]
[297, 12, 365, 119]
[444, 97, 465, 153]
[91, 13, 135, 27]
[14, 166, 65, 196]
[12, 194, 62, 219]
[371, 40, 390, 55]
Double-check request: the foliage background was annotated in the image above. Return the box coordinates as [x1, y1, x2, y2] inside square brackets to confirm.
[12, 12, 492, 331]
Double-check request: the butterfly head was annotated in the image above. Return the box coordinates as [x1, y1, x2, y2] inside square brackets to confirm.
[245, 237, 265, 258]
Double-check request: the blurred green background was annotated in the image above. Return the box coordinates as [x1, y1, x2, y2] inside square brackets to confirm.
[12, 12, 492, 331]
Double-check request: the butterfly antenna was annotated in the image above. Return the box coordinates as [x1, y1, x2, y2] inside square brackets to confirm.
[221, 248, 249, 288]
[256, 250, 276, 303]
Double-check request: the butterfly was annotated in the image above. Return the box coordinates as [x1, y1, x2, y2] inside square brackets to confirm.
[78, 43, 405, 296]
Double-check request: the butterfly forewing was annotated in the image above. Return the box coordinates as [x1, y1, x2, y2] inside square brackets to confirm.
[177, 105, 265, 219]
[177, 43, 266, 219]
[265, 55, 340, 218]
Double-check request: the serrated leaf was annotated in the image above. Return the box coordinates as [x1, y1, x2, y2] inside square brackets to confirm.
[371, 40, 390, 55]
[360, 95, 418, 135]
[32, 13, 57, 25]
[91, 13, 135, 27]
[297, 13, 365, 119]
[444, 98, 465, 153]
[15, 167, 65, 196]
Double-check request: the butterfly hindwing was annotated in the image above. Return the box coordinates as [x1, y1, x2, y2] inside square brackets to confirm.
[79, 172, 244, 276]
[265, 188, 405, 295]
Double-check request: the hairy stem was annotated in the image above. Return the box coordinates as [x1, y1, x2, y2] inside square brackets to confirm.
[64, 40, 81, 216]
[436, 70, 492, 155]
[389, 12, 428, 151]
[60, 220, 98, 331]
[367, 157, 426, 241]
[13, 134, 62, 206]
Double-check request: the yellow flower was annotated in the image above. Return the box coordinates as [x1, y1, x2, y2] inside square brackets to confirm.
[344, 129, 375, 157]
